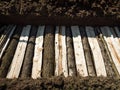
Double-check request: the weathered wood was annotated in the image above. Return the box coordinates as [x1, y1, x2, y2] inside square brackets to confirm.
[55, 26, 68, 77]
[20, 26, 37, 78]
[71, 26, 88, 76]
[66, 27, 76, 76]
[109, 27, 120, 63]
[0, 26, 22, 78]
[31, 26, 45, 79]
[0, 25, 12, 48]
[94, 27, 116, 77]
[7, 25, 31, 78]
[86, 26, 107, 77]
[79, 27, 96, 76]
[0, 26, 10, 51]
[55, 26, 59, 76]
[101, 26, 120, 76]
[59, 26, 68, 77]
[0, 26, 16, 59]
[42, 26, 55, 77]
[0, 26, 9, 45]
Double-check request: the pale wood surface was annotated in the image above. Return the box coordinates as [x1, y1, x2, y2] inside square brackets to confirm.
[60, 26, 68, 77]
[86, 26, 107, 76]
[55, 26, 59, 76]
[0, 26, 16, 59]
[7, 25, 31, 78]
[55, 26, 68, 77]
[71, 26, 88, 76]
[32, 26, 45, 79]
[101, 26, 120, 75]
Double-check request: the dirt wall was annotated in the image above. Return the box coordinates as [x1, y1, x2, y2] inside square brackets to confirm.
[0, 0, 119, 18]
[0, 76, 120, 90]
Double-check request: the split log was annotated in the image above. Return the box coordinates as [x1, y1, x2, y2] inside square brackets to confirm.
[20, 26, 37, 78]
[0, 26, 22, 78]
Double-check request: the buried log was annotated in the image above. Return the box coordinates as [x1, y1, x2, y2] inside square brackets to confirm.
[101, 27, 120, 77]
[85, 27, 107, 77]
[55, 26, 68, 77]
[31, 26, 45, 79]
[0, 25, 12, 49]
[79, 27, 96, 76]
[20, 26, 37, 78]
[66, 26, 76, 76]
[6, 25, 31, 79]
[71, 26, 88, 76]
[94, 28, 116, 77]
[0, 26, 22, 78]
[42, 26, 55, 77]
[0, 26, 16, 60]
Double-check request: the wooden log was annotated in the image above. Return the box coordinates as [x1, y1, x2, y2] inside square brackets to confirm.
[20, 26, 37, 78]
[101, 26, 120, 76]
[0, 25, 12, 47]
[109, 27, 120, 63]
[0, 25, 12, 38]
[7, 25, 31, 79]
[0, 26, 16, 59]
[55, 26, 68, 77]
[42, 26, 55, 77]
[0, 25, 11, 50]
[94, 27, 116, 77]
[0, 25, 9, 41]
[55, 26, 59, 76]
[71, 26, 88, 76]
[0, 25, 13, 59]
[79, 27, 96, 76]
[66, 26, 76, 76]
[59, 26, 68, 77]
[86, 26, 107, 77]
[0, 26, 22, 78]
[0, 26, 7, 38]
[31, 26, 45, 79]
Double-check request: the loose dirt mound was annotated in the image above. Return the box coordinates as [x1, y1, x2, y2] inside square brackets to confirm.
[0, 0, 119, 18]
[0, 76, 120, 90]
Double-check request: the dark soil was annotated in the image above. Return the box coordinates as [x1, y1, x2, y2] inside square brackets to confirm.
[0, 0, 120, 18]
[42, 26, 55, 77]
[0, 76, 120, 90]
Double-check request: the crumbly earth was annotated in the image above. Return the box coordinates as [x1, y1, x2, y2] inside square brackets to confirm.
[0, 76, 120, 90]
[0, 0, 120, 18]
